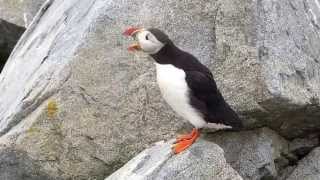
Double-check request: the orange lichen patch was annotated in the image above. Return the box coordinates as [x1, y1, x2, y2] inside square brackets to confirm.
[47, 99, 58, 118]
[27, 127, 41, 135]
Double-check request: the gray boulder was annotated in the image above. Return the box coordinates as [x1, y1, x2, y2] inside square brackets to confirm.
[213, 0, 320, 138]
[286, 147, 320, 180]
[288, 134, 319, 158]
[106, 139, 243, 180]
[0, 0, 46, 27]
[0, 0, 319, 179]
[206, 128, 291, 180]
[106, 128, 302, 180]
[0, 145, 57, 180]
[1, 0, 210, 178]
[0, 19, 25, 72]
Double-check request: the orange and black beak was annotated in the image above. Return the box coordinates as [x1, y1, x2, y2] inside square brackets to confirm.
[123, 27, 143, 52]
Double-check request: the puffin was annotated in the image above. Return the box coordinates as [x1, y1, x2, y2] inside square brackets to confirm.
[123, 27, 243, 154]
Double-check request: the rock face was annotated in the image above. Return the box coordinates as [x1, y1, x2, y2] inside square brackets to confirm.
[107, 128, 319, 180]
[0, 0, 45, 27]
[1, 0, 214, 178]
[106, 139, 243, 180]
[0, 145, 57, 180]
[0, 19, 25, 72]
[288, 134, 319, 158]
[207, 128, 291, 180]
[286, 147, 320, 180]
[213, 0, 320, 138]
[0, 0, 319, 179]
[107, 128, 317, 180]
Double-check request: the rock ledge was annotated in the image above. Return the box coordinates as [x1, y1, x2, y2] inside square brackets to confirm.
[106, 139, 243, 180]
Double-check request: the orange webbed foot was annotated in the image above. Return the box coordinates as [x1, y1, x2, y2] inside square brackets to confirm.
[173, 128, 200, 154]
[176, 128, 197, 142]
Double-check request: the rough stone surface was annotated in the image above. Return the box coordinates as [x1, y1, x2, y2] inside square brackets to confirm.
[278, 166, 296, 180]
[0, 0, 319, 179]
[286, 147, 320, 180]
[0, 0, 217, 178]
[0, 19, 25, 72]
[289, 134, 319, 158]
[0, 0, 45, 27]
[206, 128, 291, 180]
[106, 139, 243, 180]
[213, 0, 320, 138]
[0, 145, 57, 180]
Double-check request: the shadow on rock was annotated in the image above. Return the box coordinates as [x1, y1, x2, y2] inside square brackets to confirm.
[0, 19, 25, 72]
[0, 147, 60, 180]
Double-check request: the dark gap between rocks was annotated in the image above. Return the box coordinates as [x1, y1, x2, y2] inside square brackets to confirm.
[0, 19, 25, 73]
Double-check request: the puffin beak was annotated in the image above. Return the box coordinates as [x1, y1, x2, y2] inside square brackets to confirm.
[123, 27, 143, 52]
[128, 43, 142, 51]
[123, 27, 143, 37]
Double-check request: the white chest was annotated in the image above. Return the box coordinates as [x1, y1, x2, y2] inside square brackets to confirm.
[155, 63, 206, 128]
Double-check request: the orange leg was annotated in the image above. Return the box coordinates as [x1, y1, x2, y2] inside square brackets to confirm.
[173, 128, 200, 154]
[176, 128, 197, 142]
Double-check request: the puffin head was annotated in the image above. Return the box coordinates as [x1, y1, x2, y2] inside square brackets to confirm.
[123, 27, 170, 54]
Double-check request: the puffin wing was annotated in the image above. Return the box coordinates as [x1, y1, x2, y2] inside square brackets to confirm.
[185, 70, 222, 106]
[185, 71, 242, 129]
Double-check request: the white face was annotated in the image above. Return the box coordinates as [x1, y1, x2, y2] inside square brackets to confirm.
[135, 30, 165, 54]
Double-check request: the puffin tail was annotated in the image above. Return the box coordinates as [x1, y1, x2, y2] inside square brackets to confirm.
[211, 102, 243, 131]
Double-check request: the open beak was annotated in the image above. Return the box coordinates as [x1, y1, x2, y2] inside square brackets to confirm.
[128, 43, 142, 51]
[123, 27, 143, 52]
[123, 27, 142, 36]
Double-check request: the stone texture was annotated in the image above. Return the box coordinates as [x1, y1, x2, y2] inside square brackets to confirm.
[0, 0, 217, 178]
[0, 0, 45, 27]
[213, 0, 320, 138]
[286, 147, 320, 180]
[206, 128, 291, 180]
[289, 134, 319, 158]
[106, 139, 243, 180]
[0, 145, 57, 180]
[0, 0, 319, 179]
[0, 19, 25, 72]
[278, 166, 296, 180]
[107, 128, 298, 180]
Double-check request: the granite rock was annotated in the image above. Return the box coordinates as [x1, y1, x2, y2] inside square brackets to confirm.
[106, 139, 243, 180]
[213, 0, 320, 138]
[0, 0, 46, 27]
[206, 128, 291, 180]
[286, 147, 320, 180]
[0, 0, 319, 179]
[0, 145, 57, 180]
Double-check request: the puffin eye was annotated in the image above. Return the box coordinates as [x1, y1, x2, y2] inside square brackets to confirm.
[145, 34, 149, 40]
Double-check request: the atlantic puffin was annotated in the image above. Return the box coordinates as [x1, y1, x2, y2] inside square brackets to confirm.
[123, 27, 243, 154]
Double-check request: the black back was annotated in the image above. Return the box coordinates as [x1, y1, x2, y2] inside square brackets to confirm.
[150, 36, 243, 130]
[148, 28, 171, 44]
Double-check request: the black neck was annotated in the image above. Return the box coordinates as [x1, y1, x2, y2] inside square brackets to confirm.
[150, 42, 182, 64]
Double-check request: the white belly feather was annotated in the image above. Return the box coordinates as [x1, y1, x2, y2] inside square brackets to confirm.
[155, 63, 207, 128]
